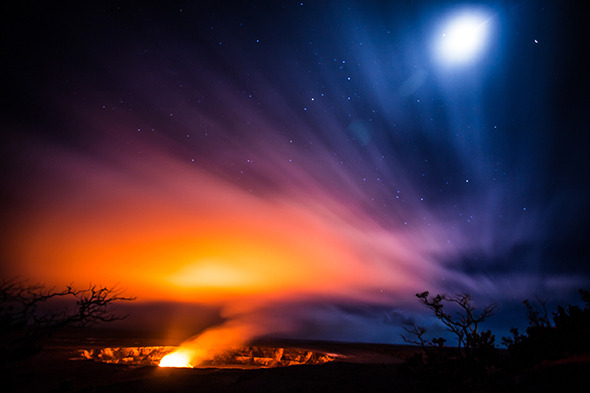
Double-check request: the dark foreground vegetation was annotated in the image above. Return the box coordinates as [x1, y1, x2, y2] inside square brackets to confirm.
[0, 279, 134, 363]
[400, 289, 590, 392]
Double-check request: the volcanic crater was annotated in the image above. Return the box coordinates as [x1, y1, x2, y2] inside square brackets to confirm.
[81, 345, 338, 368]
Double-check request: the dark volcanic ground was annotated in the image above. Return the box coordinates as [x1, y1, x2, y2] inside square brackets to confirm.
[1, 334, 419, 393]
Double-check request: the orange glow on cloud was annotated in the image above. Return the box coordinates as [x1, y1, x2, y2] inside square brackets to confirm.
[3, 137, 449, 354]
[9, 186, 367, 302]
[5, 142, 436, 305]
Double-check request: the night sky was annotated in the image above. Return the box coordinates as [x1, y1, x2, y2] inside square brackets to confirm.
[1, 1, 589, 345]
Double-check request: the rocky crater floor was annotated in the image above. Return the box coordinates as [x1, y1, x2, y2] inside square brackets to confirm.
[80, 345, 338, 368]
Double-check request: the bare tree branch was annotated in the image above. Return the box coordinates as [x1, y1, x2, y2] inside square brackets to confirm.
[415, 291, 497, 349]
[1, 278, 135, 362]
[401, 322, 427, 349]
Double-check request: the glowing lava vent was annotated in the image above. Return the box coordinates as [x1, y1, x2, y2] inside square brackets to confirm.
[159, 349, 194, 368]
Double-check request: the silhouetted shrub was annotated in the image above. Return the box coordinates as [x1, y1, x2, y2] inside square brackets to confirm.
[503, 289, 590, 368]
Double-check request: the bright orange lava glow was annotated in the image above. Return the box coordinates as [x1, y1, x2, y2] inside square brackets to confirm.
[3, 142, 437, 350]
[159, 350, 194, 368]
[3, 148, 427, 303]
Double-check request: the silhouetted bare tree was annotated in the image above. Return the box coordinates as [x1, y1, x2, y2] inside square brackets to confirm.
[0, 278, 135, 362]
[400, 291, 500, 392]
[523, 296, 552, 328]
[401, 321, 427, 349]
[416, 291, 497, 349]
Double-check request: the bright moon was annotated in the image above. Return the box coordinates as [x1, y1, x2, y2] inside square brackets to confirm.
[435, 11, 491, 65]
